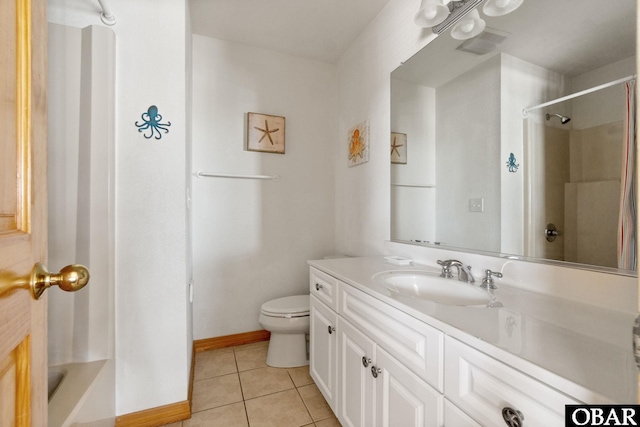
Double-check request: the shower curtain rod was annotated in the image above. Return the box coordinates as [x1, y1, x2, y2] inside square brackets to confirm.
[522, 74, 636, 116]
[96, 0, 116, 26]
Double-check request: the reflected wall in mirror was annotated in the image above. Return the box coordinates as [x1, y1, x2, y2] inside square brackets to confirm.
[390, 0, 637, 274]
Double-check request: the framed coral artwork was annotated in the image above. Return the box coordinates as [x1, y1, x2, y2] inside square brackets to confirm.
[348, 120, 369, 167]
[247, 112, 286, 154]
[391, 132, 407, 164]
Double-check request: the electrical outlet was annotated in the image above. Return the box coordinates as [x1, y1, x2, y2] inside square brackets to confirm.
[469, 198, 484, 212]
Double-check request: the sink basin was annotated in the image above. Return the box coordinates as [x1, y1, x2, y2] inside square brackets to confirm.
[373, 270, 492, 306]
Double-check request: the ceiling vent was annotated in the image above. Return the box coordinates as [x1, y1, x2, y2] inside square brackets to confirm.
[456, 28, 510, 55]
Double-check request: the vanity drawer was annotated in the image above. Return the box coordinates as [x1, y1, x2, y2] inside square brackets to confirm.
[444, 399, 482, 427]
[309, 267, 338, 311]
[445, 336, 580, 427]
[339, 284, 443, 391]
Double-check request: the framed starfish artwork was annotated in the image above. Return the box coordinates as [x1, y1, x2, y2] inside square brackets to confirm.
[247, 112, 286, 154]
[390, 132, 407, 164]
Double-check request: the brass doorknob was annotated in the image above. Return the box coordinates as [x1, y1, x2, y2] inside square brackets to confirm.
[0, 263, 90, 300]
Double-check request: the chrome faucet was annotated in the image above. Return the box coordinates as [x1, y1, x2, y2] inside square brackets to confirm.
[436, 259, 475, 284]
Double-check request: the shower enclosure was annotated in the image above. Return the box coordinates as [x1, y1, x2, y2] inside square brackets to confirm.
[47, 23, 116, 426]
[523, 79, 630, 269]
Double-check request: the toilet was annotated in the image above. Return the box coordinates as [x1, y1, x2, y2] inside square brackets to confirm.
[259, 295, 310, 368]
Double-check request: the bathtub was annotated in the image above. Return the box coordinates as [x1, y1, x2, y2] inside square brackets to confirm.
[48, 367, 66, 400]
[48, 359, 110, 427]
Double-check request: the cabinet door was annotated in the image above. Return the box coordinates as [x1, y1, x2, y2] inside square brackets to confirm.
[338, 317, 376, 427]
[310, 295, 338, 410]
[340, 283, 443, 391]
[375, 347, 443, 427]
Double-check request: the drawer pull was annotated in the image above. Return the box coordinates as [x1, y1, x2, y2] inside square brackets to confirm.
[328, 325, 335, 334]
[315, 283, 323, 291]
[362, 357, 371, 368]
[371, 366, 382, 378]
[502, 407, 524, 427]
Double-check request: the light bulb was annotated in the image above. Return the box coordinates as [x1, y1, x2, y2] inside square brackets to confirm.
[450, 9, 486, 40]
[483, 0, 524, 17]
[414, 0, 450, 27]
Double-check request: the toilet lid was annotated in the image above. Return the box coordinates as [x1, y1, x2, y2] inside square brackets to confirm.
[261, 295, 310, 316]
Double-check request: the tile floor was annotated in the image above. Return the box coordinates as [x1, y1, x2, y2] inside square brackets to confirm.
[161, 341, 341, 427]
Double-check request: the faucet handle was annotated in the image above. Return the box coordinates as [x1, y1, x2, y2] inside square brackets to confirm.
[437, 259, 453, 278]
[481, 269, 502, 289]
[437, 259, 463, 265]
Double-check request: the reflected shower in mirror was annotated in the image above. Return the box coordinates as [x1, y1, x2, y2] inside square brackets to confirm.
[390, 0, 637, 274]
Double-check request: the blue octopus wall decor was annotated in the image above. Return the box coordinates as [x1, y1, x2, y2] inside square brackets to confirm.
[135, 105, 171, 140]
[506, 152, 520, 173]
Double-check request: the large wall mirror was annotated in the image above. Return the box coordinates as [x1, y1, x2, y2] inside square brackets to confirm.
[391, 0, 637, 275]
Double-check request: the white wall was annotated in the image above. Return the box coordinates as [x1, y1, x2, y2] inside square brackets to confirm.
[114, 0, 190, 414]
[334, 0, 436, 256]
[48, 0, 191, 416]
[191, 36, 336, 339]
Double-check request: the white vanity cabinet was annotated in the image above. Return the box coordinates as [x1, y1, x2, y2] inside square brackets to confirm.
[339, 281, 443, 391]
[336, 314, 443, 427]
[309, 265, 585, 427]
[444, 398, 483, 427]
[375, 346, 443, 426]
[336, 316, 376, 427]
[309, 267, 340, 410]
[445, 336, 580, 427]
[310, 294, 338, 410]
[310, 267, 443, 427]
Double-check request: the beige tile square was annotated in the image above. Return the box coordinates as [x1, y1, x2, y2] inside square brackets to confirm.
[158, 423, 182, 427]
[287, 366, 313, 387]
[195, 348, 237, 380]
[239, 367, 295, 399]
[316, 417, 342, 427]
[298, 383, 334, 422]
[234, 345, 268, 372]
[192, 373, 243, 412]
[233, 341, 269, 352]
[245, 389, 313, 427]
[184, 402, 248, 427]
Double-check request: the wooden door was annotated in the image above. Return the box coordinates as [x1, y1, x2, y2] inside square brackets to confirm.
[0, 0, 48, 425]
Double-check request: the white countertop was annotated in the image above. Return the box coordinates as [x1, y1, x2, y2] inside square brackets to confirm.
[308, 256, 637, 404]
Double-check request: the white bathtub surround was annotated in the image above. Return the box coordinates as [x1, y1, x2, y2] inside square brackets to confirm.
[48, 360, 112, 427]
[48, 22, 116, 425]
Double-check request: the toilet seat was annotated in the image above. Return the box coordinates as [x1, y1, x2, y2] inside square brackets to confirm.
[260, 295, 309, 318]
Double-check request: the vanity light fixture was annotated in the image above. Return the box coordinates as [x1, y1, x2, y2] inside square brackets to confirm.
[414, 0, 450, 27]
[415, 0, 523, 40]
[450, 9, 486, 40]
[482, 0, 523, 17]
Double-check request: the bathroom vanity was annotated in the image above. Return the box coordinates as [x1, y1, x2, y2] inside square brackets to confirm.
[308, 251, 636, 427]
